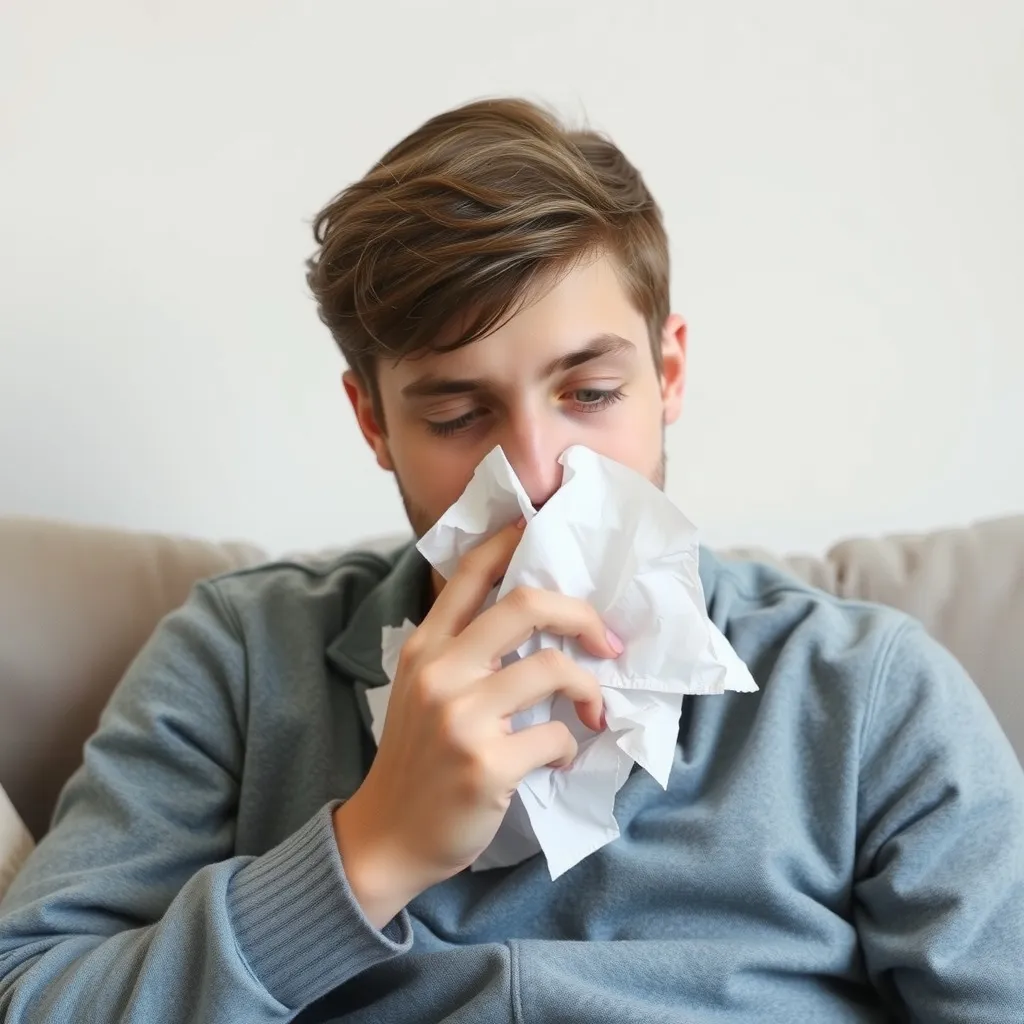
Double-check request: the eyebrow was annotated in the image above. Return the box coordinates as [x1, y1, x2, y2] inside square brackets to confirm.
[400, 333, 637, 399]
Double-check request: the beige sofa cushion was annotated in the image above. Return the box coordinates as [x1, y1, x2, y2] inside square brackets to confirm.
[0, 518, 264, 839]
[0, 783, 33, 903]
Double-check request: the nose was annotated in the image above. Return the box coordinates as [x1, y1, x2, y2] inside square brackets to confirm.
[500, 413, 566, 510]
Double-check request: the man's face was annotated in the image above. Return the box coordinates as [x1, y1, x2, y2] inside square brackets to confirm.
[345, 254, 687, 540]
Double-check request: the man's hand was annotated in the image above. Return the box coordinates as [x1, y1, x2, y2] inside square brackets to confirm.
[332, 520, 622, 928]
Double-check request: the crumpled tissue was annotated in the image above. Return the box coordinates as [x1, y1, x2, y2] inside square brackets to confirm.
[373, 445, 757, 879]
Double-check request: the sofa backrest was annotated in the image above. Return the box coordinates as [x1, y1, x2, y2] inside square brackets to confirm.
[0, 519, 265, 838]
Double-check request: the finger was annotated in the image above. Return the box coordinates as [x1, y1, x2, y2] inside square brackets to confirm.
[456, 585, 623, 667]
[474, 648, 605, 733]
[422, 520, 525, 638]
[503, 720, 580, 777]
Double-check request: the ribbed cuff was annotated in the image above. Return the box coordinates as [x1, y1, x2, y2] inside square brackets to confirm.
[227, 801, 413, 1009]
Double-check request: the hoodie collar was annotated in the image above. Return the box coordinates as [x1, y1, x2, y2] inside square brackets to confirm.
[325, 540, 431, 688]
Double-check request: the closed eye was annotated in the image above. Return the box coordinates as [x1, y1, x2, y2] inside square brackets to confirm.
[426, 408, 487, 437]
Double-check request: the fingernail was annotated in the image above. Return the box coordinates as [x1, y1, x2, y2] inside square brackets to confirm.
[606, 628, 624, 655]
[515, 515, 527, 530]
[600, 708, 608, 731]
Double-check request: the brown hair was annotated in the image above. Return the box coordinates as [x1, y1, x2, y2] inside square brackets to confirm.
[306, 97, 670, 420]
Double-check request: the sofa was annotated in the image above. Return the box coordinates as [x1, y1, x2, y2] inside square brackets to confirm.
[2, 513, 1022, 895]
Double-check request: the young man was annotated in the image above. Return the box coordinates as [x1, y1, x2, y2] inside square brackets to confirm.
[1, 98, 1022, 1023]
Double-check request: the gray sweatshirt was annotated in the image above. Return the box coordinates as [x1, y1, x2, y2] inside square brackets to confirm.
[1, 542, 1022, 1022]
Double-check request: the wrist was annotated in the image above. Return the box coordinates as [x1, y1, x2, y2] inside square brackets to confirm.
[332, 796, 423, 930]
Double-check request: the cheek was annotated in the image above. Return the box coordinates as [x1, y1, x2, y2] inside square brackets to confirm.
[582, 388, 663, 466]
[388, 428, 479, 513]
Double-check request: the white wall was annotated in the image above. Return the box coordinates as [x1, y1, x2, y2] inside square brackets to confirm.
[2, 0, 1022, 556]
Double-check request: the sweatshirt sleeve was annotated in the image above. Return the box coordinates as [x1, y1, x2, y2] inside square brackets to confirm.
[0, 582, 412, 1023]
[854, 619, 1024, 1020]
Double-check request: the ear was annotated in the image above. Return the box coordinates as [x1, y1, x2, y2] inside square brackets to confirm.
[343, 370, 395, 472]
[659, 314, 687, 425]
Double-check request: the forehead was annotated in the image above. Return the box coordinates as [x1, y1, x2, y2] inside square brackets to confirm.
[381, 255, 648, 390]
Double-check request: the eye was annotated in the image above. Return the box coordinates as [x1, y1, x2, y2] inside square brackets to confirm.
[569, 387, 626, 413]
[426, 408, 487, 437]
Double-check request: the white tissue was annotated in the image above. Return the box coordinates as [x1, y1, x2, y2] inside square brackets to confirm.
[375, 445, 757, 879]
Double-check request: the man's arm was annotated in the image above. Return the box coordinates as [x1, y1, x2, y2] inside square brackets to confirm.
[0, 582, 412, 1024]
[854, 620, 1024, 1020]
[1, 523, 622, 1022]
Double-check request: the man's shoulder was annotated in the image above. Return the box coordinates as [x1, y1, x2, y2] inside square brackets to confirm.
[196, 540, 414, 638]
[707, 550, 924, 703]
[710, 550, 911, 646]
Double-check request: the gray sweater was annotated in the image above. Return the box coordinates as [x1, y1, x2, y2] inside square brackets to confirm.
[1, 543, 1022, 1022]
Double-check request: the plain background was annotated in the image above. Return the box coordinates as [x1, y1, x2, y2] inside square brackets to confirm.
[2, 0, 1022, 556]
